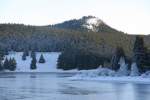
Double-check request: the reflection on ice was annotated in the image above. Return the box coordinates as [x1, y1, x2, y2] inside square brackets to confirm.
[58, 83, 98, 95]
[0, 73, 150, 100]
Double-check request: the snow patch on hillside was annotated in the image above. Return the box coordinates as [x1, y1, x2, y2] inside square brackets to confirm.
[5, 52, 61, 72]
[82, 17, 103, 32]
[87, 17, 103, 26]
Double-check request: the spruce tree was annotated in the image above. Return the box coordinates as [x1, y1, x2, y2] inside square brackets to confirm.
[0, 60, 3, 71]
[133, 36, 146, 72]
[3, 57, 9, 70]
[30, 56, 37, 70]
[8, 58, 12, 70]
[9, 58, 17, 71]
[39, 54, 45, 63]
[0, 49, 5, 61]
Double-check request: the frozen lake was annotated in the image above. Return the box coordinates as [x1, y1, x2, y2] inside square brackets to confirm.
[0, 73, 150, 100]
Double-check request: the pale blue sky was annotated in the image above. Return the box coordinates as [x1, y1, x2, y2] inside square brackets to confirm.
[0, 0, 150, 34]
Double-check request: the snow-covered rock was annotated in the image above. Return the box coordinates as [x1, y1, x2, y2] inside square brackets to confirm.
[141, 71, 150, 78]
[130, 62, 140, 76]
[116, 57, 129, 76]
[71, 67, 116, 79]
[5, 52, 61, 72]
[82, 16, 104, 32]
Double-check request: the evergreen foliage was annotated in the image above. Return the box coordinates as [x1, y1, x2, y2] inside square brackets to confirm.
[57, 48, 105, 70]
[132, 36, 148, 72]
[0, 60, 3, 71]
[1, 22, 150, 71]
[30, 55, 37, 70]
[0, 23, 134, 58]
[0, 49, 5, 61]
[3, 57, 17, 71]
[9, 58, 17, 71]
[39, 54, 45, 63]
[3, 58, 9, 70]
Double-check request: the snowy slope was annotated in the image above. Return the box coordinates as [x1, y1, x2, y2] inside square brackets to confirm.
[5, 52, 61, 72]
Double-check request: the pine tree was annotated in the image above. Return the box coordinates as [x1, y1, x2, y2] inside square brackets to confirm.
[0, 49, 5, 61]
[39, 54, 45, 63]
[30, 56, 37, 70]
[133, 36, 146, 72]
[0, 60, 3, 71]
[3, 57, 9, 70]
[9, 58, 17, 71]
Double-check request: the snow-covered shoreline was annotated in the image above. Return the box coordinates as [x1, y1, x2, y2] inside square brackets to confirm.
[68, 67, 150, 84]
[2, 52, 150, 84]
[69, 76, 150, 84]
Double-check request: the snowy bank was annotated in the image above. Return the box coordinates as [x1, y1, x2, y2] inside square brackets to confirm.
[69, 67, 150, 84]
[5, 52, 61, 72]
[69, 76, 150, 84]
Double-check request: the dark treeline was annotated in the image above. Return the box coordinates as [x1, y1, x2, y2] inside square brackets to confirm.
[57, 36, 150, 73]
[0, 24, 134, 55]
[57, 47, 108, 70]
